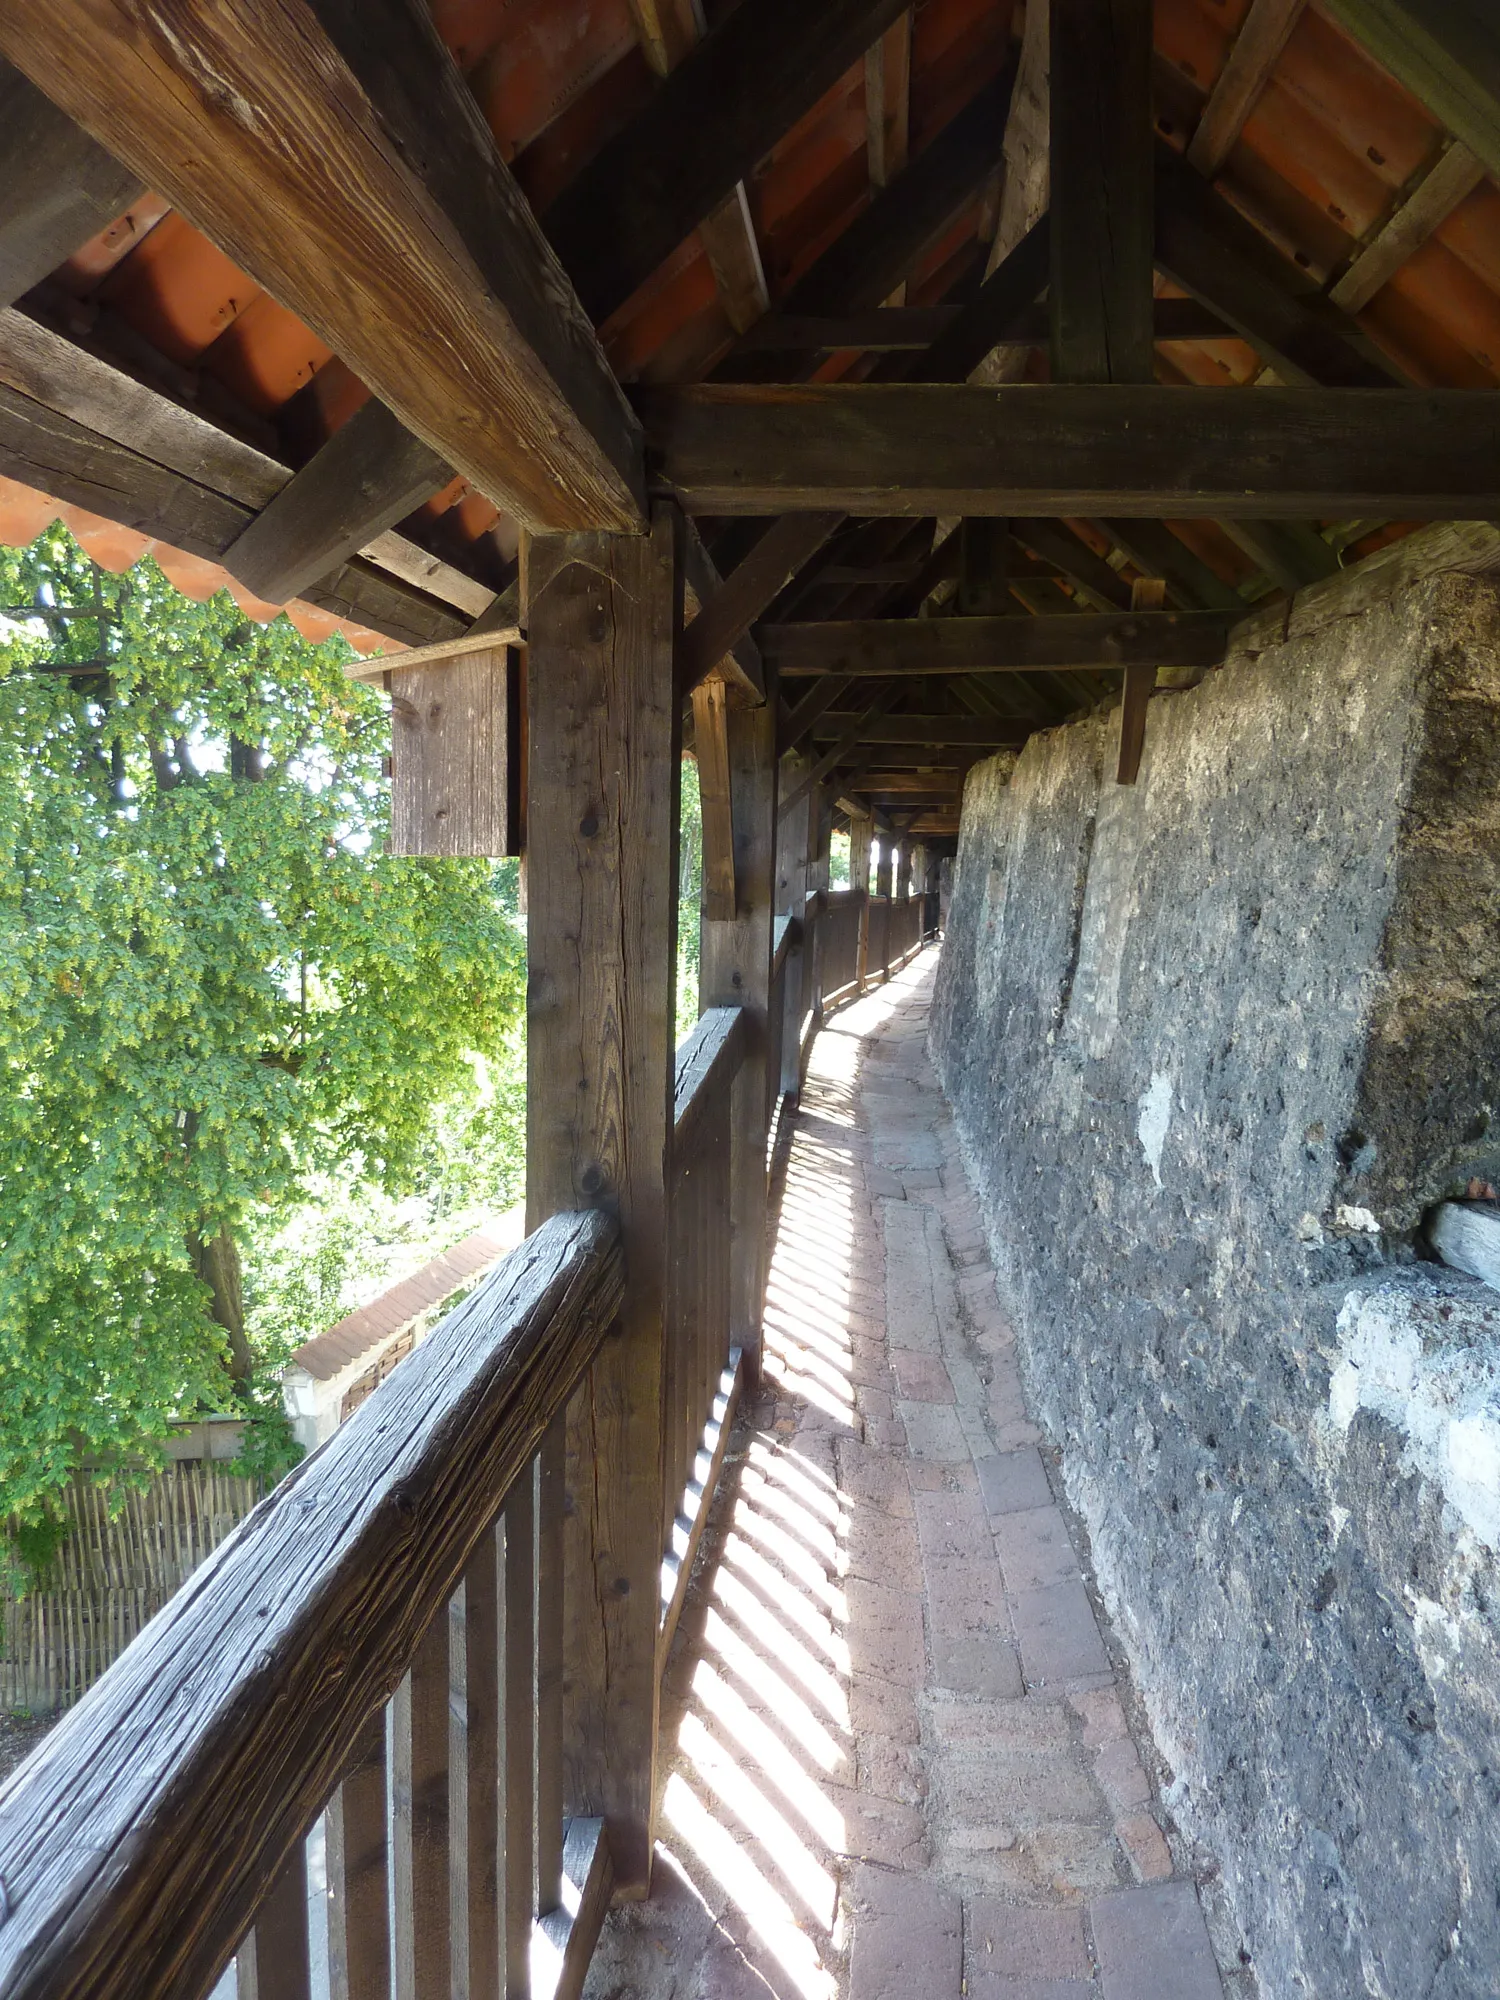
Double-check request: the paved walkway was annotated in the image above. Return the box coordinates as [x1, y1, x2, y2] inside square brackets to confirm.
[586, 952, 1248, 2000]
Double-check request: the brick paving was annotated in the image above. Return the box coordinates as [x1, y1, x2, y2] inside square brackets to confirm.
[585, 952, 1248, 2000]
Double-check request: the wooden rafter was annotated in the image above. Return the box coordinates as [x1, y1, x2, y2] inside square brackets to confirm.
[1186, 0, 1308, 179]
[1329, 142, 1487, 314]
[763, 609, 1229, 677]
[0, 58, 144, 311]
[1320, 0, 1500, 186]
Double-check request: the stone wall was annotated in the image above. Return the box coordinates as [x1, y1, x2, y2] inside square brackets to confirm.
[930, 572, 1500, 1999]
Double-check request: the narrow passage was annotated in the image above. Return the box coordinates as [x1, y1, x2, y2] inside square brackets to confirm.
[587, 952, 1248, 2000]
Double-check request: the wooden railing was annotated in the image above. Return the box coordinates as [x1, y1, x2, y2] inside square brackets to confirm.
[803, 885, 933, 1021]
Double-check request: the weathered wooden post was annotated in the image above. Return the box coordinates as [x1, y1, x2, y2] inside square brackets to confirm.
[700, 693, 777, 1384]
[775, 752, 816, 1097]
[873, 832, 894, 980]
[524, 508, 680, 1901]
[849, 809, 873, 991]
[896, 836, 913, 906]
[808, 792, 833, 1031]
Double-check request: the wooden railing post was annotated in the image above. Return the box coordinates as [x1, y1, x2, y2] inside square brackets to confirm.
[874, 834, 894, 980]
[700, 699, 776, 1382]
[809, 793, 832, 1027]
[776, 752, 815, 1096]
[524, 509, 679, 1900]
[849, 809, 873, 990]
[896, 837, 913, 905]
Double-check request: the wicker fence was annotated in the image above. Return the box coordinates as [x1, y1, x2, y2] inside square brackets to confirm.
[1, 1459, 260, 1714]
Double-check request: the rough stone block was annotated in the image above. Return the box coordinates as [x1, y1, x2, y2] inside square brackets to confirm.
[891, 1347, 956, 1403]
[827, 1786, 930, 1870]
[913, 1485, 990, 1558]
[1116, 1812, 1174, 1883]
[900, 1400, 971, 1461]
[966, 1901, 1093, 1987]
[1012, 1581, 1111, 1687]
[1094, 1738, 1152, 1811]
[836, 1439, 915, 1517]
[845, 1576, 925, 1686]
[924, 1549, 1009, 1638]
[928, 1630, 1024, 1698]
[1089, 1882, 1224, 2000]
[978, 1448, 1054, 1518]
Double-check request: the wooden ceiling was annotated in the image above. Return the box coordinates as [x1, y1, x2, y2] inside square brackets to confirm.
[0, 0, 1496, 843]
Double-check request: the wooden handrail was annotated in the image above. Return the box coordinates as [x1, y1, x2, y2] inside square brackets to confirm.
[770, 911, 802, 980]
[673, 1005, 749, 1137]
[0, 1210, 623, 2000]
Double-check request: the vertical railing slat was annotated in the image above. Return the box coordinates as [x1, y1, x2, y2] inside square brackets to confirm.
[462, 1525, 503, 2000]
[536, 1421, 566, 1917]
[236, 1841, 311, 2000]
[394, 1609, 450, 2000]
[501, 1466, 536, 1999]
[327, 1709, 390, 2000]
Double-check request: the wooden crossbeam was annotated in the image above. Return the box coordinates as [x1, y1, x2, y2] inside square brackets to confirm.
[813, 714, 1022, 747]
[1330, 142, 1487, 314]
[0, 58, 143, 310]
[0, 0, 644, 534]
[678, 513, 842, 696]
[778, 691, 899, 821]
[1096, 518, 1245, 612]
[693, 679, 737, 921]
[866, 12, 912, 190]
[1011, 520, 1133, 611]
[764, 609, 1228, 678]
[1320, 0, 1500, 185]
[638, 383, 1500, 517]
[780, 677, 854, 755]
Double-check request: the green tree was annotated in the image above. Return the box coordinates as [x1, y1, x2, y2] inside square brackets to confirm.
[0, 530, 523, 1520]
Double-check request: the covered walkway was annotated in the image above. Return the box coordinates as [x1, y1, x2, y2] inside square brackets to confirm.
[587, 952, 1247, 2000]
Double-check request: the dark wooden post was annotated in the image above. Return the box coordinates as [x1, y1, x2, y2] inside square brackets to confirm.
[776, 752, 815, 1096]
[524, 508, 680, 1900]
[808, 792, 833, 1029]
[849, 810, 873, 990]
[873, 834, 894, 980]
[701, 697, 776, 1382]
[896, 837, 913, 905]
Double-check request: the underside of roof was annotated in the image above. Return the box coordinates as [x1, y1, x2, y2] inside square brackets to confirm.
[0, 0, 1496, 841]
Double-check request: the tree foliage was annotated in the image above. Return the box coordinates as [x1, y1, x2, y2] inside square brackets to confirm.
[0, 530, 523, 1520]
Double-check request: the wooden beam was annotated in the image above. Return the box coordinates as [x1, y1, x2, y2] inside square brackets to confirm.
[1187, 0, 1307, 178]
[679, 517, 765, 703]
[525, 511, 679, 1899]
[387, 645, 517, 857]
[1319, 0, 1500, 187]
[866, 12, 912, 190]
[543, 0, 908, 326]
[1011, 519, 1133, 611]
[223, 400, 449, 606]
[1096, 518, 1246, 612]
[693, 678, 737, 921]
[1155, 147, 1398, 388]
[779, 691, 899, 820]
[0, 0, 644, 533]
[638, 383, 1500, 517]
[678, 513, 842, 695]
[0, 59, 144, 310]
[1050, 0, 1155, 383]
[780, 676, 855, 755]
[349, 626, 523, 682]
[765, 609, 1228, 677]
[1329, 141, 1487, 313]
[1116, 576, 1166, 784]
[698, 185, 771, 335]
[956, 519, 1011, 617]
[813, 714, 1022, 747]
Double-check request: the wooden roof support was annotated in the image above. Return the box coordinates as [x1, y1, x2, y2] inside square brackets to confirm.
[764, 608, 1228, 678]
[0, 58, 144, 310]
[0, 0, 644, 534]
[1050, 0, 1155, 385]
[639, 383, 1500, 517]
[779, 691, 900, 822]
[1187, 0, 1308, 178]
[867, 12, 913, 192]
[1095, 518, 1245, 612]
[693, 678, 738, 921]
[678, 513, 843, 697]
[1320, 0, 1500, 186]
[1330, 141, 1487, 314]
[813, 714, 1024, 747]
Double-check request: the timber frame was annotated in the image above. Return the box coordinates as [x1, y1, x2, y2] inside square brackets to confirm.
[0, 0, 1498, 1987]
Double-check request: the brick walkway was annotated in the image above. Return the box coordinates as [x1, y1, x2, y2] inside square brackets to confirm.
[586, 951, 1245, 2000]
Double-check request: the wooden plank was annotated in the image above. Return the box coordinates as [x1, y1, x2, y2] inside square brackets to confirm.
[1050, 0, 1155, 383]
[680, 516, 765, 702]
[223, 400, 450, 606]
[1097, 518, 1246, 612]
[326, 1713, 390, 2000]
[699, 186, 772, 335]
[236, 1845, 311, 2000]
[388, 646, 514, 858]
[1116, 576, 1165, 785]
[973, 0, 1050, 385]
[700, 704, 777, 1376]
[1330, 142, 1487, 313]
[361, 532, 496, 618]
[678, 513, 842, 695]
[1154, 146, 1398, 388]
[458, 1529, 501, 2000]
[535, 1420, 566, 1918]
[866, 13, 912, 189]
[1187, 0, 1308, 178]
[673, 1005, 751, 1139]
[393, 1613, 450, 2000]
[658, 1353, 743, 1658]
[0, 60, 144, 310]
[1320, 0, 1500, 187]
[0, 1211, 622, 2000]
[351, 626, 524, 680]
[763, 608, 1229, 676]
[543, 0, 909, 326]
[781, 678, 854, 754]
[532, 1819, 615, 2000]
[637, 383, 1500, 516]
[908, 218, 1052, 384]
[625, 0, 700, 73]
[524, 511, 679, 1901]
[812, 715, 1023, 747]
[693, 678, 738, 922]
[0, 0, 643, 534]
[1011, 519, 1133, 611]
[501, 1468, 536, 1999]
[742, 298, 1238, 354]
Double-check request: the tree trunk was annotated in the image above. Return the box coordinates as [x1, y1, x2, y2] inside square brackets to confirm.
[189, 1224, 256, 1394]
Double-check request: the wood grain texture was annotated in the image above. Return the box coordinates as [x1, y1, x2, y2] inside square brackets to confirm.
[698, 185, 771, 335]
[392, 1616, 450, 2000]
[693, 679, 738, 922]
[0, 59, 143, 310]
[388, 646, 513, 858]
[223, 399, 449, 605]
[866, 12, 912, 189]
[536, 1419, 566, 1918]
[679, 515, 766, 702]
[1050, 0, 1155, 383]
[457, 1531, 501, 2000]
[1329, 142, 1487, 313]
[542, 0, 909, 326]
[0, 1211, 622, 2000]
[679, 514, 842, 695]
[637, 383, 1500, 516]
[0, 0, 642, 532]
[533, 1819, 614, 2000]
[326, 1713, 390, 2000]
[764, 608, 1229, 676]
[524, 511, 680, 1898]
[1187, 0, 1307, 177]
[501, 1470, 536, 1995]
[236, 1845, 311, 2000]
